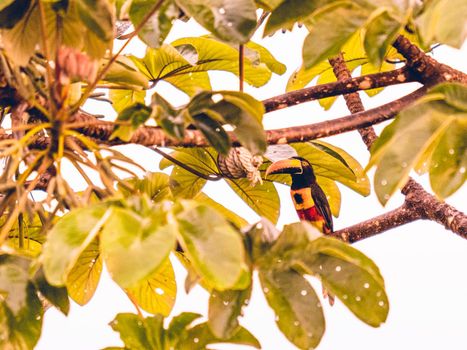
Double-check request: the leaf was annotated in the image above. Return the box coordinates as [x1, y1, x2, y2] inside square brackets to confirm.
[34, 269, 70, 315]
[298, 236, 389, 327]
[194, 192, 248, 228]
[131, 44, 211, 96]
[303, 2, 369, 69]
[208, 285, 252, 338]
[152, 93, 185, 139]
[245, 41, 286, 75]
[2, 2, 40, 65]
[192, 113, 231, 155]
[101, 206, 176, 288]
[0, 257, 43, 350]
[259, 268, 325, 349]
[109, 313, 166, 350]
[176, 201, 248, 290]
[76, 0, 113, 42]
[429, 118, 467, 198]
[368, 101, 458, 204]
[122, 172, 173, 202]
[159, 148, 219, 198]
[109, 89, 146, 114]
[110, 103, 152, 142]
[167, 312, 202, 343]
[42, 205, 109, 286]
[226, 178, 280, 224]
[172, 37, 275, 87]
[311, 140, 370, 196]
[174, 323, 261, 350]
[126, 259, 177, 316]
[0, 0, 31, 29]
[263, 0, 322, 36]
[129, 0, 178, 48]
[175, 0, 257, 44]
[363, 8, 404, 67]
[103, 56, 150, 88]
[66, 238, 103, 306]
[316, 176, 341, 217]
[416, 0, 467, 48]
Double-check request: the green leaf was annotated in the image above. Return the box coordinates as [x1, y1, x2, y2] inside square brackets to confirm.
[122, 172, 173, 202]
[103, 56, 150, 88]
[298, 236, 389, 327]
[174, 323, 261, 350]
[167, 312, 202, 343]
[310, 141, 370, 196]
[66, 239, 103, 306]
[129, 0, 178, 48]
[109, 313, 166, 350]
[192, 113, 231, 155]
[263, 0, 322, 36]
[101, 206, 176, 288]
[303, 1, 369, 69]
[176, 201, 248, 290]
[159, 148, 219, 198]
[110, 103, 152, 142]
[42, 205, 109, 286]
[208, 285, 252, 338]
[194, 192, 248, 228]
[34, 269, 70, 315]
[0, 257, 43, 350]
[316, 176, 341, 217]
[259, 268, 325, 349]
[131, 43, 211, 96]
[0, 0, 31, 29]
[172, 37, 275, 87]
[175, 0, 257, 44]
[429, 118, 467, 198]
[76, 0, 113, 42]
[152, 93, 185, 139]
[416, 0, 467, 48]
[126, 259, 177, 317]
[245, 41, 286, 75]
[363, 8, 404, 67]
[109, 89, 146, 114]
[226, 178, 280, 224]
[368, 101, 458, 204]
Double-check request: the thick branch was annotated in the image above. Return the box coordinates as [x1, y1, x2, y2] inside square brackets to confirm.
[393, 35, 467, 84]
[262, 66, 416, 112]
[330, 204, 421, 243]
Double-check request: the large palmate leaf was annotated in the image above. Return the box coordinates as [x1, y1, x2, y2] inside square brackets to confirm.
[368, 83, 467, 204]
[175, 0, 257, 44]
[175, 201, 249, 290]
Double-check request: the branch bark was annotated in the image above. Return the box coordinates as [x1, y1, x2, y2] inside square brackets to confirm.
[263, 66, 417, 112]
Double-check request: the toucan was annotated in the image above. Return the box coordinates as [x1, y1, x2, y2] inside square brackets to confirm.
[265, 157, 333, 234]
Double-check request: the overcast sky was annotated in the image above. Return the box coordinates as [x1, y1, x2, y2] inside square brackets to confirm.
[36, 19, 467, 350]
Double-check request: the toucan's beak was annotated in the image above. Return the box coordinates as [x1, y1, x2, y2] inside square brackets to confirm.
[265, 158, 303, 177]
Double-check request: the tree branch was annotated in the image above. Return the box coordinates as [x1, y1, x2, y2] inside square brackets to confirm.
[330, 204, 421, 243]
[327, 45, 467, 243]
[262, 66, 416, 112]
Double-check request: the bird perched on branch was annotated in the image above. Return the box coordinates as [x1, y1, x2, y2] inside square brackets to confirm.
[266, 157, 333, 234]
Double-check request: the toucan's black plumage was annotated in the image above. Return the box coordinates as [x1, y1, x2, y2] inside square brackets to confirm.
[266, 157, 333, 233]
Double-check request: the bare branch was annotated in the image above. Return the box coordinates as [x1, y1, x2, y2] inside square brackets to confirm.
[263, 66, 416, 112]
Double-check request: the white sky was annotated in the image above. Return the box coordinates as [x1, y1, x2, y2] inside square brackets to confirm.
[36, 19, 467, 350]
